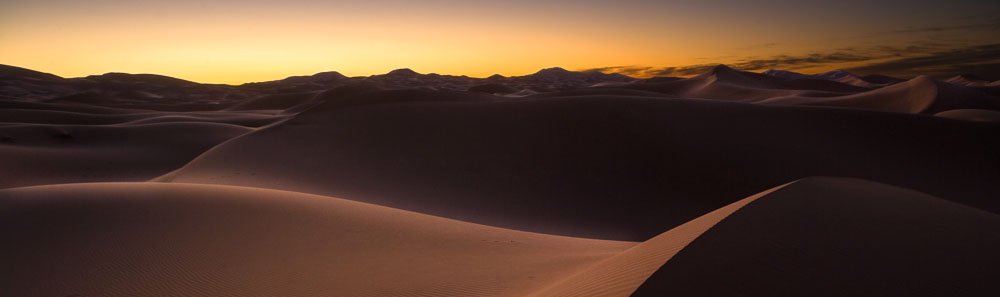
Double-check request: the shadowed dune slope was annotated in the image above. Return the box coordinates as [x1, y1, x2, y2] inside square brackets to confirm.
[224, 91, 321, 111]
[0, 122, 251, 189]
[158, 91, 1000, 240]
[5, 178, 981, 296]
[0, 182, 634, 297]
[633, 177, 1000, 296]
[0, 108, 284, 126]
[527, 183, 786, 297]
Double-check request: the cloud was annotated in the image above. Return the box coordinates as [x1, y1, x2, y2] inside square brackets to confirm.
[580, 66, 653, 76]
[581, 43, 1000, 79]
[846, 43, 1000, 80]
[580, 51, 880, 77]
[732, 43, 781, 51]
[886, 18, 1000, 34]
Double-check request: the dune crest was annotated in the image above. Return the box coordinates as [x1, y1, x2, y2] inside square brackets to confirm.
[759, 75, 938, 113]
[156, 91, 1000, 240]
[528, 183, 787, 297]
[633, 177, 1000, 296]
[3, 64, 1000, 296]
[935, 108, 1000, 122]
[0, 182, 635, 297]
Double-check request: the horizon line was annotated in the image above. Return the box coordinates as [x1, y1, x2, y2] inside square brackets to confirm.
[2, 63, 984, 86]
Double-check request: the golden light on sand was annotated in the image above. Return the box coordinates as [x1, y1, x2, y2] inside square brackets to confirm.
[4, 1, 1000, 296]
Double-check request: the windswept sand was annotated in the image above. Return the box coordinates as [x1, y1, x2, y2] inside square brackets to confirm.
[158, 90, 1000, 240]
[3, 65, 1000, 296]
[936, 108, 1000, 122]
[633, 177, 1000, 296]
[0, 122, 252, 189]
[527, 184, 786, 297]
[624, 66, 1000, 114]
[624, 65, 866, 102]
[4, 177, 993, 296]
[759, 75, 939, 113]
[0, 182, 635, 297]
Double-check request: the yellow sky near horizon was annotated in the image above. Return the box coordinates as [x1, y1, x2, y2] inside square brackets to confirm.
[2, 0, 998, 83]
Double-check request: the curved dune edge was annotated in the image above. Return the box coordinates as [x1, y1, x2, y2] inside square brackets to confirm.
[0, 182, 635, 297]
[527, 183, 790, 297]
[152, 91, 1000, 241]
[630, 177, 1000, 296]
[935, 108, 1000, 122]
[758, 76, 938, 113]
[0, 122, 253, 189]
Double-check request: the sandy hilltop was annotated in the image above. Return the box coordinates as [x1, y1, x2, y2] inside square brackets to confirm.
[2, 63, 1000, 296]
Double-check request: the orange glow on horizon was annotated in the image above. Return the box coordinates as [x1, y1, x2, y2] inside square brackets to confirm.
[2, 0, 998, 84]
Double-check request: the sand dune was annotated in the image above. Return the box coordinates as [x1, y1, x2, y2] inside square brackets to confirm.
[936, 108, 1000, 122]
[924, 80, 1000, 112]
[0, 108, 284, 126]
[4, 177, 991, 296]
[225, 91, 322, 111]
[633, 177, 1000, 296]
[0, 99, 141, 114]
[762, 69, 896, 88]
[158, 90, 1000, 240]
[3, 64, 1000, 295]
[627, 67, 1000, 114]
[760, 75, 1000, 113]
[0, 122, 251, 189]
[620, 66, 870, 104]
[527, 184, 786, 297]
[946, 74, 994, 87]
[759, 75, 939, 113]
[0, 179, 785, 297]
[116, 112, 286, 127]
[0, 182, 634, 297]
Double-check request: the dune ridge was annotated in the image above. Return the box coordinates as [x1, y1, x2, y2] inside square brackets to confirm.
[0, 122, 253, 189]
[3, 64, 1000, 296]
[157, 90, 1000, 240]
[5, 177, 991, 296]
[633, 177, 1000, 296]
[528, 183, 787, 297]
[0, 182, 635, 297]
[758, 75, 939, 113]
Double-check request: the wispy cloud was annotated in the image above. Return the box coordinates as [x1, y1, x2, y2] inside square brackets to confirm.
[581, 42, 1000, 79]
[886, 17, 1000, 34]
[732, 43, 782, 51]
[580, 51, 879, 77]
[846, 43, 1000, 79]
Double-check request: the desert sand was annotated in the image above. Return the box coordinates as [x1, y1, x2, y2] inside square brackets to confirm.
[2, 64, 999, 296]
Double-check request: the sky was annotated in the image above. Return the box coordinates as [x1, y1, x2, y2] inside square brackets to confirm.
[2, 0, 999, 83]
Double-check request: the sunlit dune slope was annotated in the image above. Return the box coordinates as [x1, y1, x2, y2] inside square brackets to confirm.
[0, 182, 635, 297]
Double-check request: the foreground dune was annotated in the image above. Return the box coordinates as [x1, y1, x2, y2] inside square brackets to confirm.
[633, 177, 1000, 296]
[0, 182, 635, 297]
[3, 178, 994, 296]
[527, 184, 786, 297]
